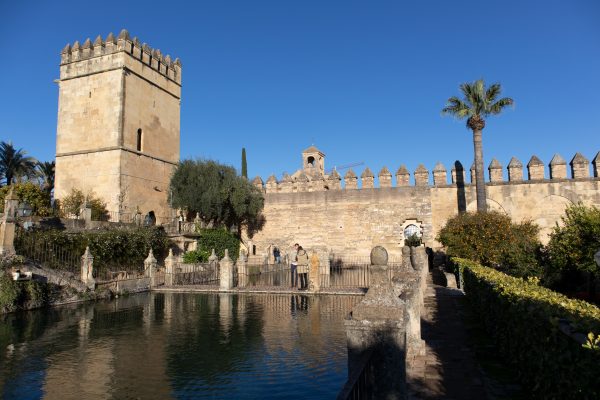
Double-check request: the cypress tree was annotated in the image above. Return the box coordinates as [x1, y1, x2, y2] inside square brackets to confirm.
[241, 147, 248, 178]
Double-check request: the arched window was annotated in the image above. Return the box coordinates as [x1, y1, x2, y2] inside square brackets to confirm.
[307, 156, 315, 166]
[137, 129, 143, 152]
[404, 224, 420, 238]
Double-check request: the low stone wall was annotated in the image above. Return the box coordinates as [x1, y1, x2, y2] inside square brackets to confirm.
[340, 245, 429, 400]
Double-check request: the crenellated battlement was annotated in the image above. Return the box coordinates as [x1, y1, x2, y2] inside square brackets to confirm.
[253, 150, 600, 194]
[60, 29, 182, 85]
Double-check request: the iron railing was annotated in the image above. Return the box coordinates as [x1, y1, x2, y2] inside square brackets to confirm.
[337, 348, 375, 400]
[14, 231, 81, 275]
[165, 262, 220, 286]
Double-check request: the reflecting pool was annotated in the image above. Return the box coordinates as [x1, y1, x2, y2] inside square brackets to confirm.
[0, 292, 362, 399]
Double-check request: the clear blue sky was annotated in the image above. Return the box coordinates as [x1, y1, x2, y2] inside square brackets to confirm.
[1, 0, 599, 182]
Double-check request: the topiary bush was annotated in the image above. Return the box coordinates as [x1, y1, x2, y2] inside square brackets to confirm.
[455, 257, 600, 399]
[437, 211, 542, 278]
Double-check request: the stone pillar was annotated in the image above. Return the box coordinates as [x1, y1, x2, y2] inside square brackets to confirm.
[488, 158, 503, 183]
[344, 169, 358, 189]
[570, 152, 590, 179]
[413, 164, 429, 186]
[327, 170, 342, 190]
[507, 157, 523, 182]
[219, 249, 234, 290]
[378, 167, 392, 188]
[402, 245, 412, 272]
[470, 163, 476, 184]
[527, 155, 545, 180]
[360, 167, 375, 189]
[164, 249, 176, 286]
[319, 250, 330, 288]
[344, 246, 407, 399]
[144, 248, 158, 287]
[549, 154, 567, 179]
[280, 174, 293, 192]
[80, 246, 95, 290]
[396, 165, 410, 187]
[309, 251, 320, 292]
[0, 189, 18, 256]
[432, 162, 447, 186]
[82, 207, 92, 225]
[236, 248, 247, 288]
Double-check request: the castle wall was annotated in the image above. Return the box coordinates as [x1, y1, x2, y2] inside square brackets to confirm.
[250, 153, 600, 257]
[250, 187, 433, 260]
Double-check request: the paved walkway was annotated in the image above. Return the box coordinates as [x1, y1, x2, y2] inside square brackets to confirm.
[407, 268, 521, 400]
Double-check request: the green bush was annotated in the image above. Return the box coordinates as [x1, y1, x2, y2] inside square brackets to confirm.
[544, 203, 600, 294]
[0, 182, 52, 216]
[404, 233, 421, 247]
[15, 227, 169, 273]
[437, 211, 542, 278]
[455, 257, 600, 399]
[183, 249, 211, 263]
[59, 187, 108, 220]
[196, 228, 240, 262]
[22, 280, 48, 309]
[0, 274, 20, 313]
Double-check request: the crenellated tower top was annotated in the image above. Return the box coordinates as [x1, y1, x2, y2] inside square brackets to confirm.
[59, 29, 182, 85]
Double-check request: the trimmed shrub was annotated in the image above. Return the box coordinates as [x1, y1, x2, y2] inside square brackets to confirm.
[455, 257, 600, 399]
[404, 233, 421, 247]
[196, 228, 240, 262]
[437, 211, 542, 278]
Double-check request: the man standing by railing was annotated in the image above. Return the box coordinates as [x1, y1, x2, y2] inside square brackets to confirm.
[290, 243, 299, 289]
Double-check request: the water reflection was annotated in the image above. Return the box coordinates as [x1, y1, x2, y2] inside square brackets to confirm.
[0, 293, 361, 399]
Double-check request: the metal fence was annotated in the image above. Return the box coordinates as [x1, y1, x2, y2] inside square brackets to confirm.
[14, 231, 81, 275]
[337, 348, 375, 400]
[238, 263, 293, 288]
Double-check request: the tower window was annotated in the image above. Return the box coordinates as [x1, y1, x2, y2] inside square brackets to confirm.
[137, 129, 143, 152]
[307, 156, 315, 166]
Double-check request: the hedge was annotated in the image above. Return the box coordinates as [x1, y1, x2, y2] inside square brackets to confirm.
[196, 228, 240, 262]
[454, 258, 600, 399]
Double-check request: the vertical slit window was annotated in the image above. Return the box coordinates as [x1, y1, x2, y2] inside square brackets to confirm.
[137, 128, 143, 152]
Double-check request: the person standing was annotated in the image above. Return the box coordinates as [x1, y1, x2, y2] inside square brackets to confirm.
[290, 243, 299, 289]
[296, 245, 309, 290]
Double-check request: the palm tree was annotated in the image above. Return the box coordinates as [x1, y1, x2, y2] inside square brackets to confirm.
[37, 160, 55, 194]
[442, 79, 513, 212]
[0, 141, 37, 185]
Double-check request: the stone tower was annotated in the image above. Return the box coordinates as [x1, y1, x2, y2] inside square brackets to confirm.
[54, 30, 181, 222]
[302, 145, 325, 176]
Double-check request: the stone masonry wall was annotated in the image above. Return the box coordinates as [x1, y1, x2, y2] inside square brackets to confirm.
[249, 152, 600, 258]
[55, 30, 180, 219]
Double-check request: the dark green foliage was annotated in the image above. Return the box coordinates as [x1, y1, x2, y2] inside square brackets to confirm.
[22, 281, 48, 309]
[170, 159, 264, 233]
[437, 211, 542, 278]
[36, 160, 55, 194]
[15, 227, 169, 273]
[0, 182, 52, 216]
[544, 203, 600, 293]
[241, 148, 248, 178]
[183, 249, 211, 263]
[0, 141, 37, 185]
[0, 274, 20, 313]
[196, 228, 240, 262]
[404, 233, 421, 247]
[456, 258, 600, 399]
